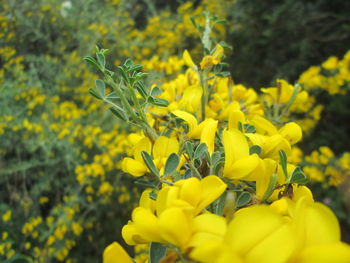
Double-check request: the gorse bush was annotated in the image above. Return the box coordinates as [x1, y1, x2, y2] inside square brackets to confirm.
[85, 15, 350, 262]
[1, 0, 350, 262]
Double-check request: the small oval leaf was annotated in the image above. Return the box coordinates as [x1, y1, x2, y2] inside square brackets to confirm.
[236, 192, 251, 207]
[164, 153, 180, 177]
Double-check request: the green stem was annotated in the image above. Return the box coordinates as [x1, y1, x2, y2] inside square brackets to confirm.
[105, 76, 139, 121]
[105, 75, 158, 141]
[187, 160, 202, 179]
[199, 70, 208, 121]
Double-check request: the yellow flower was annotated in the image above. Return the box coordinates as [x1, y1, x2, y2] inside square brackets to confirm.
[246, 116, 302, 159]
[122, 176, 227, 249]
[192, 187, 350, 263]
[122, 136, 179, 177]
[223, 129, 260, 180]
[200, 44, 224, 69]
[103, 242, 133, 263]
[172, 110, 218, 154]
[2, 210, 11, 222]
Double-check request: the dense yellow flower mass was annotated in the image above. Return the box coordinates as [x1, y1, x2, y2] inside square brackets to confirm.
[92, 42, 350, 262]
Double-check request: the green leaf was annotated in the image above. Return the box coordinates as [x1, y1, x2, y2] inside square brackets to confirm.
[214, 191, 227, 216]
[123, 58, 133, 68]
[214, 19, 227, 24]
[289, 167, 308, 184]
[184, 141, 194, 159]
[164, 153, 180, 177]
[118, 66, 129, 84]
[88, 88, 102, 100]
[214, 160, 224, 175]
[134, 72, 148, 81]
[151, 86, 162, 96]
[83, 56, 101, 71]
[106, 91, 120, 99]
[109, 107, 128, 121]
[279, 150, 288, 179]
[149, 190, 157, 200]
[141, 151, 160, 177]
[210, 151, 221, 166]
[149, 242, 167, 263]
[238, 121, 243, 132]
[148, 97, 169, 107]
[236, 192, 251, 207]
[261, 173, 278, 202]
[96, 53, 106, 68]
[127, 64, 143, 73]
[215, 71, 230, 77]
[100, 48, 109, 55]
[95, 79, 105, 97]
[135, 82, 148, 98]
[134, 178, 158, 188]
[219, 41, 233, 50]
[249, 145, 262, 155]
[194, 143, 208, 160]
[244, 124, 256, 133]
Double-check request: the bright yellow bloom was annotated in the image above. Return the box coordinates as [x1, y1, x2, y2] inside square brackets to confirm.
[200, 44, 224, 69]
[261, 79, 308, 105]
[223, 129, 260, 180]
[122, 176, 227, 249]
[246, 116, 302, 159]
[191, 186, 350, 263]
[122, 136, 179, 177]
[172, 110, 218, 154]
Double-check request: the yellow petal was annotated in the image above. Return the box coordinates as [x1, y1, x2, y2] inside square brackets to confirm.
[172, 110, 198, 135]
[197, 175, 227, 213]
[292, 186, 314, 203]
[200, 119, 218, 154]
[223, 129, 249, 174]
[303, 202, 341, 246]
[256, 158, 278, 200]
[103, 242, 133, 263]
[226, 206, 295, 261]
[200, 56, 214, 69]
[122, 157, 148, 177]
[224, 154, 260, 180]
[212, 44, 224, 61]
[153, 136, 179, 160]
[179, 85, 203, 113]
[296, 243, 350, 263]
[262, 134, 291, 159]
[190, 240, 223, 263]
[134, 137, 152, 162]
[132, 207, 163, 243]
[250, 116, 278, 136]
[139, 189, 156, 212]
[228, 110, 245, 130]
[156, 186, 180, 216]
[279, 122, 302, 145]
[159, 207, 192, 248]
[122, 224, 145, 245]
[245, 133, 267, 146]
[183, 50, 196, 68]
[191, 213, 227, 237]
[178, 177, 201, 208]
[245, 223, 296, 263]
